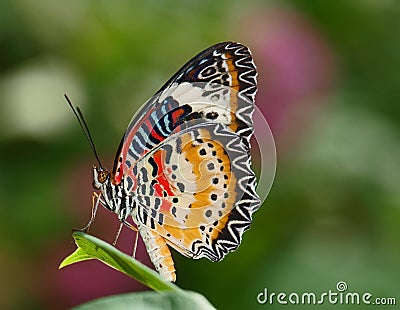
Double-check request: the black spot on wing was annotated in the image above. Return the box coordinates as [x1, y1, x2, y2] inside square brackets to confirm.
[148, 157, 158, 177]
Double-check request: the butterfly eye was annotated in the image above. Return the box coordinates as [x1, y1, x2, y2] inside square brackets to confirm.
[97, 170, 109, 183]
[92, 167, 109, 190]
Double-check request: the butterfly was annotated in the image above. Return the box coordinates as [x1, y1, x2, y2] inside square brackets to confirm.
[69, 41, 260, 282]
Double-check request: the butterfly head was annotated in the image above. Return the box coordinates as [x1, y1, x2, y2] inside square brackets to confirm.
[92, 166, 110, 190]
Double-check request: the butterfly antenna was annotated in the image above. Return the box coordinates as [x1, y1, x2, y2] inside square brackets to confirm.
[64, 94, 104, 169]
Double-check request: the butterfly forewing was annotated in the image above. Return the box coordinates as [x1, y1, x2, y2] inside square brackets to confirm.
[112, 42, 257, 182]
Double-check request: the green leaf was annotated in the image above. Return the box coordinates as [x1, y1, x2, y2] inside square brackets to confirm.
[60, 232, 216, 309]
[59, 231, 181, 292]
[72, 291, 216, 310]
[59, 247, 93, 267]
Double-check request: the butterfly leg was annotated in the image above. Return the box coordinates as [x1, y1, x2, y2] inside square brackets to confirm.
[112, 219, 139, 248]
[137, 223, 176, 282]
[75, 192, 102, 233]
[132, 230, 139, 258]
[112, 222, 124, 246]
[118, 219, 139, 258]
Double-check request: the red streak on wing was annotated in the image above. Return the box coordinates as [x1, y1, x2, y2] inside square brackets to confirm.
[145, 119, 164, 143]
[160, 199, 172, 213]
[171, 108, 185, 125]
[152, 150, 174, 197]
[153, 183, 164, 196]
[114, 164, 123, 184]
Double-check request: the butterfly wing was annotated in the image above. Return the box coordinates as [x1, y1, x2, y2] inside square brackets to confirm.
[112, 41, 257, 183]
[114, 41, 259, 261]
[130, 122, 259, 261]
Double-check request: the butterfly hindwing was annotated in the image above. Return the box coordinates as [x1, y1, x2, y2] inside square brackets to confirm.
[129, 122, 260, 261]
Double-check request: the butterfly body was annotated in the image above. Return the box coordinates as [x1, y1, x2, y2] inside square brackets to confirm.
[93, 167, 177, 281]
[90, 42, 260, 282]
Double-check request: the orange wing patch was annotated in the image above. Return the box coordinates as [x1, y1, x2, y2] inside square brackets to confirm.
[132, 124, 253, 261]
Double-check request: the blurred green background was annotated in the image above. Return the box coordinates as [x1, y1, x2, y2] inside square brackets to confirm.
[1, 1, 399, 309]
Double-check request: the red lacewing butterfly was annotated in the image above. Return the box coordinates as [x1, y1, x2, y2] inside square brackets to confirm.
[67, 42, 260, 282]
